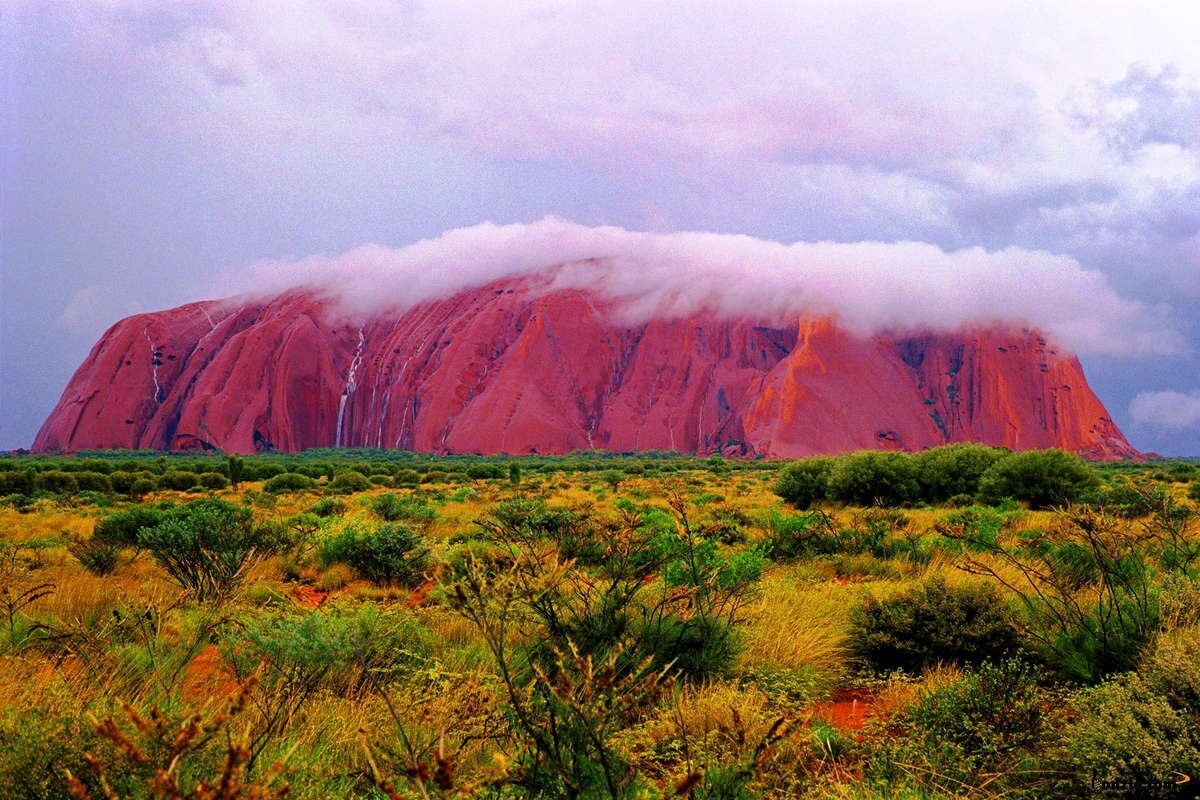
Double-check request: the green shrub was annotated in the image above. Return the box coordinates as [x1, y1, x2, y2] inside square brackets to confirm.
[774, 458, 833, 509]
[394, 468, 421, 486]
[72, 470, 113, 493]
[137, 498, 285, 601]
[827, 451, 919, 506]
[951, 507, 1161, 684]
[913, 443, 1007, 502]
[1058, 669, 1200, 798]
[466, 464, 503, 480]
[223, 604, 431, 696]
[68, 538, 122, 575]
[197, 471, 229, 490]
[848, 578, 1021, 671]
[0, 469, 34, 496]
[308, 497, 348, 517]
[637, 614, 739, 681]
[328, 470, 372, 494]
[371, 493, 439, 524]
[0, 700, 145, 800]
[867, 660, 1046, 794]
[761, 509, 839, 560]
[129, 477, 158, 497]
[263, 472, 317, 493]
[0, 493, 32, 512]
[319, 523, 429, 586]
[159, 470, 202, 491]
[226, 454, 246, 487]
[93, 506, 166, 548]
[698, 507, 751, 544]
[33, 470, 77, 495]
[108, 470, 137, 494]
[1188, 482, 1200, 505]
[978, 449, 1099, 508]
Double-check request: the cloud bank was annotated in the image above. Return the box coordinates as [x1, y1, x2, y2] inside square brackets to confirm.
[1131, 390, 1200, 431]
[231, 218, 1179, 357]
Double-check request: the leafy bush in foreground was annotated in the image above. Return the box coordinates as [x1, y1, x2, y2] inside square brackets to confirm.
[92, 506, 167, 548]
[867, 660, 1046, 795]
[137, 498, 284, 601]
[1056, 632, 1200, 800]
[848, 578, 1021, 671]
[319, 523, 429, 586]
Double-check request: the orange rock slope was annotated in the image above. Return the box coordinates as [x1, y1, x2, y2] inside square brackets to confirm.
[34, 275, 1139, 459]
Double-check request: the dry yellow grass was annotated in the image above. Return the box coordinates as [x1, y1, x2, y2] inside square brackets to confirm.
[24, 556, 177, 621]
[0, 506, 94, 543]
[738, 568, 855, 677]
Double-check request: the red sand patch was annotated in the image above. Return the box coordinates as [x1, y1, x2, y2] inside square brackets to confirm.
[407, 580, 436, 607]
[812, 687, 880, 733]
[180, 644, 240, 701]
[291, 584, 329, 608]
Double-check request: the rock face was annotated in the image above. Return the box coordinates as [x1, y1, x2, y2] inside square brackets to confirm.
[34, 274, 1139, 459]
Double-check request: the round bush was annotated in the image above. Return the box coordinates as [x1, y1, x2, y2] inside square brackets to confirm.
[978, 449, 1099, 509]
[774, 458, 833, 509]
[198, 471, 230, 490]
[827, 451, 919, 506]
[263, 472, 317, 493]
[137, 498, 286, 600]
[319, 523, 429, 586]
[108, 470, 137, 494]
[308, 497, 348, 517]
[394, 468, 421, 486]
[328, 470, 372, 494]
[913, 443, 1007, 503]
[33, 470, 78, 495]
[93, 506, 167, 548]
[848, 578, 1021, 671]
[72, 471, 113, 493]
[159, 470, 202, 491]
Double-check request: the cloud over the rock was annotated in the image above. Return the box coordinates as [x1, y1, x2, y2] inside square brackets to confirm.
[230, 218, 1181, 358]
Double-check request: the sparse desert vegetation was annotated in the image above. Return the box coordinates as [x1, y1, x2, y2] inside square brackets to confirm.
[1, 447, 1199, 798]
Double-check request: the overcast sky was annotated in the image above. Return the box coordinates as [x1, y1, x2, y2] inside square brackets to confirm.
[3, 1, 1199, 454]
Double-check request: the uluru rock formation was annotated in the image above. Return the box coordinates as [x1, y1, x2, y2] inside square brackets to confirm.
[35, 270, 1138, 459]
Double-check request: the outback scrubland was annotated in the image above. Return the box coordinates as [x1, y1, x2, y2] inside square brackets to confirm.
[1, 446, 1199, 799]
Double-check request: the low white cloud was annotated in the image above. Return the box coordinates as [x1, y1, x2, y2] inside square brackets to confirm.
[1130, 389, 1200, 430]
[229, 217, 1182, 358]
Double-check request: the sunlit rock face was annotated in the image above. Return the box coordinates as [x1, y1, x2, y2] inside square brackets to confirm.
[34, 274, 1139, 459]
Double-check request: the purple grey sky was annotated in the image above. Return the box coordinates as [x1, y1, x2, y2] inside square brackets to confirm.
[2, 1, 1199, 454]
